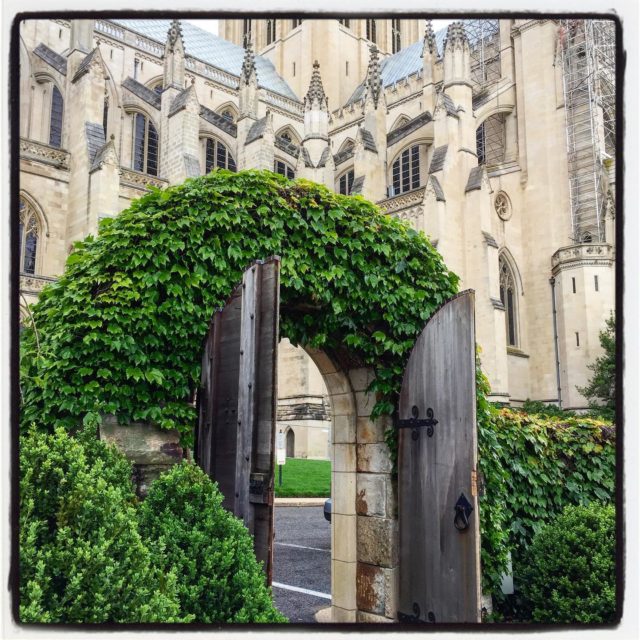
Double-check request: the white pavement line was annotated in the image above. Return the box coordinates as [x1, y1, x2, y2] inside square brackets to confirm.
[275, 541, 330, 552]
[272, 582, 331, 600]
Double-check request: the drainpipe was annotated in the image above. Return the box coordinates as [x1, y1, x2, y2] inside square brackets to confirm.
[549, 276, 562, 409]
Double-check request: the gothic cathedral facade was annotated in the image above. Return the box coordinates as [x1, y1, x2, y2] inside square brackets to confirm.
[18, 17, 616, 426]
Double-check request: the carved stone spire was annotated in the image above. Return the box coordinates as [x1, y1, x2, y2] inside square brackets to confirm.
[422, 20, 437, 57]
[241, 38, 257, 86]
[166, 19, 183, 53]
[444, 21, 468, 52]
[304, 60, 328, 110]
[365, 44, 382, 109]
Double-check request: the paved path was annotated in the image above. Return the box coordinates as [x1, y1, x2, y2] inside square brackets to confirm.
[272, 505, 331, 623]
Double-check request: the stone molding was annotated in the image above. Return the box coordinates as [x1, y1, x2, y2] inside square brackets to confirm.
[20, 273, 57, 295]
[20, 138, 70, 170]
[377, 186, 426, 215]
[119, 168, 169, 191]
[551, 243, 614, 273]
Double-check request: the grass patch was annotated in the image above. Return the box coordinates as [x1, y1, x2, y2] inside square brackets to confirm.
[274, 458, 331, 498]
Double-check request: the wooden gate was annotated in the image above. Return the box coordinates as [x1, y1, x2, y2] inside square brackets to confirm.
[195, 257, 280, 583]
[397, 290, 481, 623]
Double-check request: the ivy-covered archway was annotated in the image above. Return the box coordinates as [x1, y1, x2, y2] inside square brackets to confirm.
[20, 170, 458, 441]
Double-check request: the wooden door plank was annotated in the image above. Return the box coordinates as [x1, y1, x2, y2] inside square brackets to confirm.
[398, 291, 480, 623]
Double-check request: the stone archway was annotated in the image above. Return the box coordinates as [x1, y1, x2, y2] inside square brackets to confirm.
[285, 427, 295, 458]
[305, 347, 397, 623]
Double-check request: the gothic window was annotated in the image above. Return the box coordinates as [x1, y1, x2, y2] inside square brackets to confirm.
[266, 19, 276, 45]
[274, 159, 295, 179]
[102, 96, 109, 138]
[392, 144, 421, 195]
[205, 138, 237, 173]
[151, 81, 163, 94]
[243, 19, 252, 45]
[499, 255, 519, 347]
[392, 19, 402, 53]
[131, 113, 158, 176]
[49, 85, 63, 148]
[476, 114, 506, 166]
[366, 19, 377, 44]
[338, 169, 355, 195]
[19, 198, 41, 275]
[280, 131, 292, 143]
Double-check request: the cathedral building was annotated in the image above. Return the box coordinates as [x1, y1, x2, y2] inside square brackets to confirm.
[18, 16, 616, 449]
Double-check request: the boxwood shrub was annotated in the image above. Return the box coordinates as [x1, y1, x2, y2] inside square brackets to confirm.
[520, 503, 616, 623]
[138, 461, 287, 623]
[19, 425, 186, 623]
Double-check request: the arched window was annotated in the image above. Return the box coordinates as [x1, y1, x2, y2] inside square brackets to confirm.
[392, 18, 402, 53]
[391, 145, 421, 195]
[274, 159, 295, 179]
[476, 114, 506, 166]
[280, 131, 292, 143]
[266, 19, 276, 45]
[19, 198, 41, 275]
[366, 19, 377, 44]
[220, 108, 235, 122]
[204, 138, 236, 173]
[49, 85, 63, 148]
[499, 255, 519, 347]
[338, 169, 355, 195]
[286, 428, 295, 458]
[242, 19, 252, 46]
[132, 113, 158, 176]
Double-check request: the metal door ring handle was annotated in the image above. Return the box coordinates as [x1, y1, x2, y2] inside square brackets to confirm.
[454, 505, 470, 531]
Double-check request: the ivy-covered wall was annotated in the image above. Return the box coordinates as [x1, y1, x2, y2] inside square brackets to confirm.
[476, 365, 616, 596]
[20, 170, 458, 443]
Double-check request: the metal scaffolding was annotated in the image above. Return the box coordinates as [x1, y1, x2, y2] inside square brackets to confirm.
[560, 19, 616, 243]
[464, 19, 501, 90]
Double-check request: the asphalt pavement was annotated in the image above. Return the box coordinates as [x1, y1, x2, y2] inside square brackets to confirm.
[272, 505, 331, 623]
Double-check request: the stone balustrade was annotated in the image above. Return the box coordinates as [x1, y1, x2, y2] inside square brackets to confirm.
[120, 168, 169, 191]
[20, 273, 57, 295]
[377, 186, 426, 215]
[551, 242, 614, 272]
[20, 138, 70, 170]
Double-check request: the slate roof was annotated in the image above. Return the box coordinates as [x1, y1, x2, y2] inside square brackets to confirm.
[387, 110, 432, 147]
[360, 128, 377, 153]
[351, 176, 365, 195]
[317, 147, 331, 168]
[465, 166, 484, 192]
[122, 77, 161, 109]
[33, 43, 67, 75]
[345, 22, 495, 107]
[333, 147, 355, 166]
[199, 106, 237, 137]
[442, 93, 459, 117]
[90, 140, 113, 171]
[246, 117, 267, 144]
[429, 145, 448, 173]
[430, 176, 445, 202]
[169, 86, 193, 117]
[300, 147, 313, 167]
[482, 231, 499, 248]
[274, 135, 300, 158]
[85, 122, 106, 166]
[72, 48, 97, 83]
[111, 19, 299, 100]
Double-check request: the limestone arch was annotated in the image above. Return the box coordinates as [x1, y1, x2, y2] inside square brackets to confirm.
[389, 113, 410, 131]
[275, 125, 301, 145]
[215, 101, 239, 124]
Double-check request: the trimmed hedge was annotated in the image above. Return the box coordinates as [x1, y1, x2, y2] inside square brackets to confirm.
[139, 462, 286, 623]
[521, 503, 616, 623]
[19, 426, 186, 623]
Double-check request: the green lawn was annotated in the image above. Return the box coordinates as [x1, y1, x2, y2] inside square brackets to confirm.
[274, 458, 331, 497]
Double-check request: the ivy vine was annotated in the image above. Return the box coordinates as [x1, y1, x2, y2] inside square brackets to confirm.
[20, 170, 459, 443]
